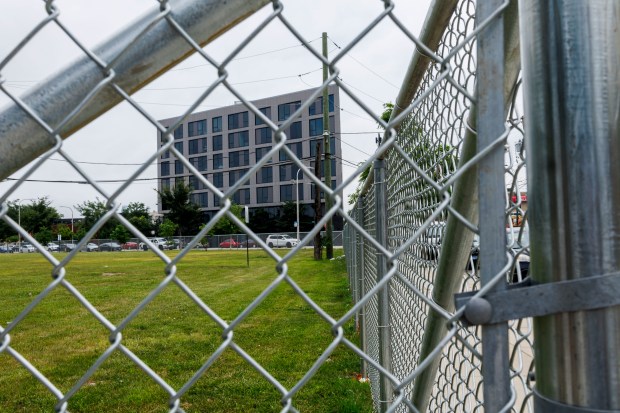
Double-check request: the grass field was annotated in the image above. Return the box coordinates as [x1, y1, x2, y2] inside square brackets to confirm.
[0, 249, 372, 412]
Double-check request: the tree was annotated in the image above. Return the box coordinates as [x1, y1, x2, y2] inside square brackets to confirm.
[34, 228, 53, 245]
[379, 102, 394, 126]
[55, 223, 74, 242]
[75, 199, 118, 239]
[121, 202, 154, 236]
[248, 207, 274, 234]
[347, 163, 372, 206]
[159, 219, 178, 239]
[209, 203, 243, 235]
[110, 225, 130, 244]
[121, 202, 151, 220]
[0, 198, 61, 241]
[157, 182, 202, 236]
[276, 201, 297, 232]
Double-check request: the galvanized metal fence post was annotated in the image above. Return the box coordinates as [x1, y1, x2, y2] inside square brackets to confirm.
[357, 197, 367, 379]
[519, 1, 620, 410]
[374, 159, 392, 411]
[477, 0, 511, 411]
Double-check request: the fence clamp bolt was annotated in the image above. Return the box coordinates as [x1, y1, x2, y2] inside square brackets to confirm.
[464, 297, 492, 325]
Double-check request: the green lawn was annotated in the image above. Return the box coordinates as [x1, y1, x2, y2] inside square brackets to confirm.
[0, 249, 372, 412]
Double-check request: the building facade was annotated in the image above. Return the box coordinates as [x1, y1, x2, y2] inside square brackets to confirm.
[157, 86, 342, 228]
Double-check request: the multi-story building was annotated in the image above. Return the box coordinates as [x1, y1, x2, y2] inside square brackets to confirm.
[157, 86, 342, 229]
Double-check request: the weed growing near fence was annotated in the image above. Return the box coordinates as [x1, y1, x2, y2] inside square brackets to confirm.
[0, 249, 371, 412]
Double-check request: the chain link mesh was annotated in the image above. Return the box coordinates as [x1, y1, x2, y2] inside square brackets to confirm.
[0, 0, 533, 411]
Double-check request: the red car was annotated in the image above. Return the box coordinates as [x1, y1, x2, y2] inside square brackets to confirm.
[122, 241, 139, 250]
[219, 239, 240, 248]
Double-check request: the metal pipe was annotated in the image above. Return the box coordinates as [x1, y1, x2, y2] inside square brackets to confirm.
[374, 159, 391, 411]
[0, 0, 270, 180]
[519, 0, 620, 410]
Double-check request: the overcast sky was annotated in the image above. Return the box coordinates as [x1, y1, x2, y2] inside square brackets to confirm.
[0, 0, 432, 219]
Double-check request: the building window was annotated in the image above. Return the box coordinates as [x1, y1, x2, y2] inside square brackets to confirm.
[175, 176, 185, 186]
[161, 178, 170, 189]
[256, 186, 273, 204]
[279, 164, 295, 181]
[233, 188, 251, 205]
[212, 116, 222, 133]
[161, 161, 170, 177]
[229, 169, 249, 186]
[256, 166, 273, 184]
[255, 107, 271, 125]
[213, 153, 223, 169]
[278, 101, 301, 121]
[228, 111, 249, 130]
[191, 192, 209, 207]
[175, 160, 184, 175]
[255, 127, 272, 145]
[308, 94, 335, 116]
[228, 130, 249, 148]
[229, 150, 249, 167]
[174, 141, 183, 155]
[188, 138, 207, 155]
[189, 175, 207, 191]
[188, 119, 206, 136]
[212, 172, 224, 188]
[255, 146, 272, 163]
[173, 125, 183, 139]
[280, 184, 294, 202]
[284, 121, 302, 140]
[213, 195, 220, 207]
[213, 135, 222, 151]
[309, 118, 323, 137]
[189, 156, 208, 172]
[309, 137, 335, 157]
[160, 146, 170, 159]
[279, 142, 303, 162]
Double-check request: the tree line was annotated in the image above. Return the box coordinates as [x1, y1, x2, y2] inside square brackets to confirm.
[0, 182, 316, 244]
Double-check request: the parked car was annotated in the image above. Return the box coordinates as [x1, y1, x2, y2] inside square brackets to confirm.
[62, 243, 78, 252]
[266, 234, 299, 248]
[0, 245, 10, 253]
[240, 238, 256, 248]
[122, 241, 139, 250]
[422, 222, 446, 260]
[507, 226, 530, 282]
[100, 242, 122, 252]
[468, 227, 530, 282]
[46, 242, 60, 252]
[81, 243, 99, 252]
[139, 237, 171, 251]
[20, 243, 36, 253]
[219, 238, 240, 248]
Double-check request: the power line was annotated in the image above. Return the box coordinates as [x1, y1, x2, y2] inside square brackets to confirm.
[171, 38, 321, 72]
[328, 36, 400, 89]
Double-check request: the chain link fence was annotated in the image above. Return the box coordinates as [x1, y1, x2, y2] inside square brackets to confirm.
[2, 0, 605, 411]
[343, 0, 534, 411]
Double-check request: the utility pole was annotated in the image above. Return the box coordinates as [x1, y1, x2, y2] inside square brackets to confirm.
[322, 31, 333, 259]
[313, 142, 323, 260]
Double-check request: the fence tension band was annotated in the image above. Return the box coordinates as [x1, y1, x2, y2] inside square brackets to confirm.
[534, 389, 618, 413]
[454, 271, 620, 325]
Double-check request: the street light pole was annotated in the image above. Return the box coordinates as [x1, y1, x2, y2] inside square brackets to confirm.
[295, 167, 303, 242]
[16, 198, 35, 251]
[58, 205, 74, 243]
